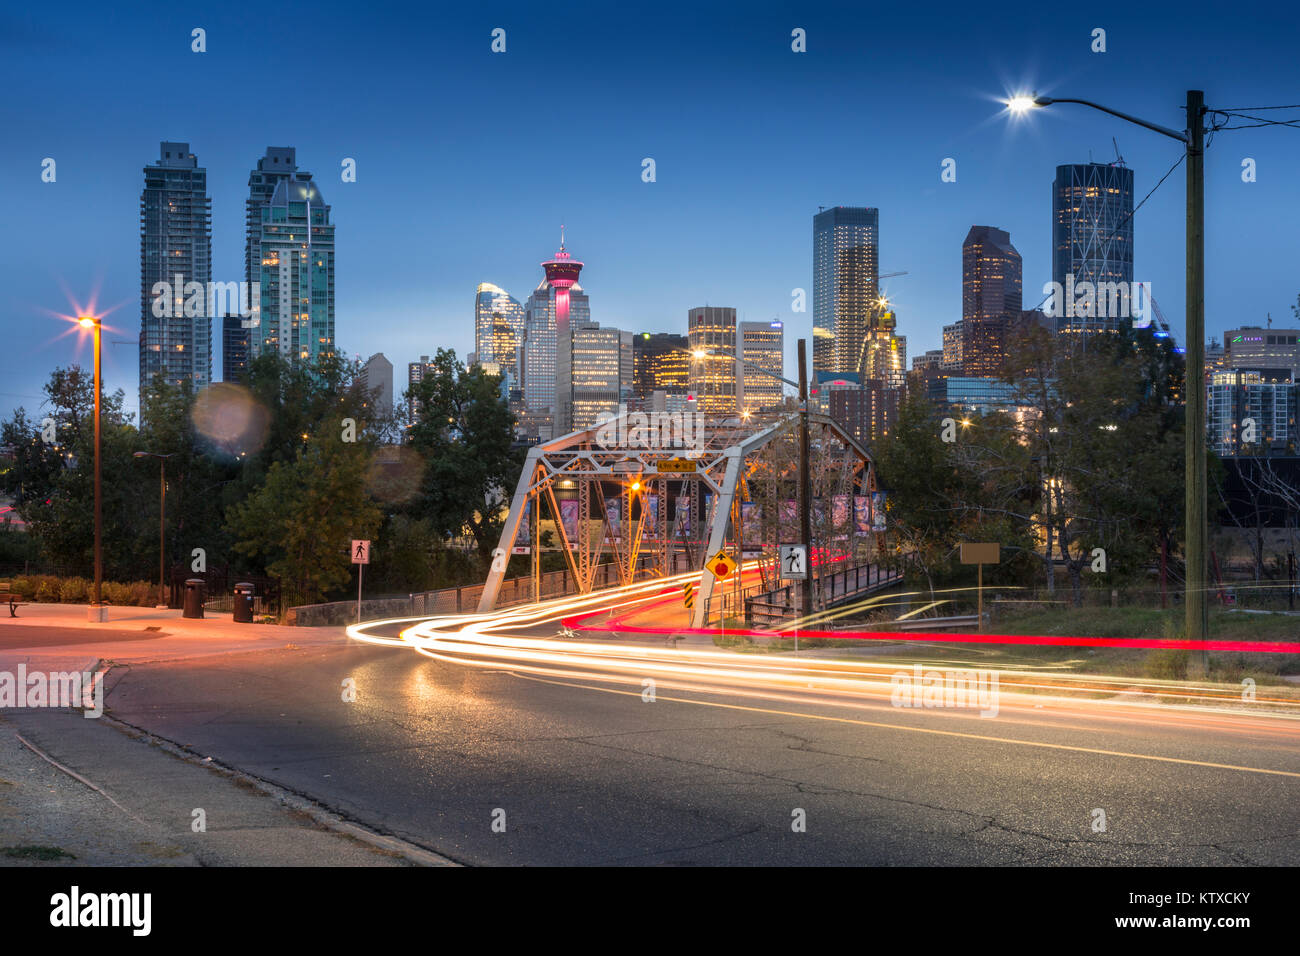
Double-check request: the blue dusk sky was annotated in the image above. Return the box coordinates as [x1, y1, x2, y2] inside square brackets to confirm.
[2, 0, 1298, 420]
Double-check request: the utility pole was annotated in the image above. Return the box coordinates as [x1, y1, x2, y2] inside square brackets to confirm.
[91, 318, 103, 620]
[1013, 91, 1210, 666]
[798, 339, 813, 628]
[1185, 89, 1208, 676]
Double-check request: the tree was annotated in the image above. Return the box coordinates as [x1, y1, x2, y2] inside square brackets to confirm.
[6, 367, 145, 577]
[138, 375, 240, 579]
[225, 422, 381, 605]
[0, 408, 66, 510]
[1003, 322, 1186, 604]
[406, 349, 523, 564]
[873, 396, 982, 596]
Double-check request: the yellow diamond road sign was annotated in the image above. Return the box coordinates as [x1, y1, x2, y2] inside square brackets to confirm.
[656, 457, 697, 473]
[707, 551, 737, 581]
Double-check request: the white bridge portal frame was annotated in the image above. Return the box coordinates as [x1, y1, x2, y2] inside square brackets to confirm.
[478, 412, 878, 628]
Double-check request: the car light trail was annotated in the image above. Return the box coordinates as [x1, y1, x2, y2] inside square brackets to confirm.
[347, 576, 1300, 735]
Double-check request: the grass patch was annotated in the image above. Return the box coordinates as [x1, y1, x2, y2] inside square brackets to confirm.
[2, 845, 76, 861]
[836, 604, 1300, 683]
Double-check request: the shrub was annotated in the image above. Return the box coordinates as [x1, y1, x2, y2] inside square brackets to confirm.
[101, 581, 126, 605]
[128, 581, 155, 606]
[10, 575, 161, 606]
[59, 577, 89, 603]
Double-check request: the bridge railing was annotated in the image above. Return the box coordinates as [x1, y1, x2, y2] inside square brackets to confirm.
[742, 561, 902, 626]
[410, 557, 659, 616]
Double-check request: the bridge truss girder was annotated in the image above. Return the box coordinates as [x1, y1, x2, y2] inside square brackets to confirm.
[477, 413, 878, 629]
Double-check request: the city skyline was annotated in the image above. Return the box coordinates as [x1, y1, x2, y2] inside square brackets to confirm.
[4, 2, 1298, 422]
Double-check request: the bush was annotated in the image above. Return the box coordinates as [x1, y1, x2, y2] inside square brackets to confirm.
[59, 577, 89, 603]
[128, 581, 155, 606]
[9, 575, 159, 606]
[103, 581, 130, 605]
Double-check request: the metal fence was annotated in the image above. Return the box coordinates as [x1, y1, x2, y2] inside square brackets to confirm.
[408, 559, 657, 616]
[743, 562, 902, 627]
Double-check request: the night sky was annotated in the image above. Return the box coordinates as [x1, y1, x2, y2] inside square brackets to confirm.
[3, 0, 1297, 419]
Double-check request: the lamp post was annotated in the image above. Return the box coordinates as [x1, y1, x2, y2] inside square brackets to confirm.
[78, 316, 105, 623]
[134, 451, 174, 608]
[1008, 91, 1209, 674]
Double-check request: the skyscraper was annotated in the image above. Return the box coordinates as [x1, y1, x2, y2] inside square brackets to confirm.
[541, 232, 585, 434]
[738, 320, 785, 415]
[813, 206, 879, 377]
[632, 332, 689, 399]
[521, 259, 590, 427]
[862, 325, 906, 393]
[140, 142, 212, 400]
[942, 321, 964, 371]
[962, 226, 1023, 375]
[362, 353, 394, 416]
[474, 283, 525, 379]
[571, 325, 623, 430]
[221, 314, 250, 383]
[688, 307, 738, 417]
[1052, 162, 1134, 335]
[245, 148, 335, 367]
[407, 355, 437, 422]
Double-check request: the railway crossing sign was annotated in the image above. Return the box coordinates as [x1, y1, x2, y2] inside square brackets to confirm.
[707, 550, 737, 581]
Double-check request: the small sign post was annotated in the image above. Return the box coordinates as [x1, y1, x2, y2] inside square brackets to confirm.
[959, 542, 1000, 632]
[707, 551, 737, 635]
[779, 544, 808, 580]
[352, 539, 370, 623]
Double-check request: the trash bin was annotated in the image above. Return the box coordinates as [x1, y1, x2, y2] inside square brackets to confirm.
[233, 582, 255, 623]
[183, 578, 205, 619]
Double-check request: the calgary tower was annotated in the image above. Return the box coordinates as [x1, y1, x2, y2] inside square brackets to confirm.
[543, 226, 583, 433]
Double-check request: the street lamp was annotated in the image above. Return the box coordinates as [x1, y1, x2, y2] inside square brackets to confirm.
[134, 451, 174, 608]
[1007, 89, 1209, 671]
[78, 315, 106, 623]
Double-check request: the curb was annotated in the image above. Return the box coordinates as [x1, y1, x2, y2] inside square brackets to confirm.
[95, 663, 459, 867]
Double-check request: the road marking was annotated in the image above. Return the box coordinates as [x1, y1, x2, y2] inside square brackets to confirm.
[512, 674, 1300, 780]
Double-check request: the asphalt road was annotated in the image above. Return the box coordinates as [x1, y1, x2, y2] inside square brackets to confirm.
[98, 633, 1300, 866]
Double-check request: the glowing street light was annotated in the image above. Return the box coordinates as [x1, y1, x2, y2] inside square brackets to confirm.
[78, 315, 106, 623]
[1005, 94, 1046, 114]
[1004, 86, 1211, 669]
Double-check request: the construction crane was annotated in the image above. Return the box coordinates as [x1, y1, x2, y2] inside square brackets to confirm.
[1145, 290, 1173, 335]
[852, 271, 910, 376]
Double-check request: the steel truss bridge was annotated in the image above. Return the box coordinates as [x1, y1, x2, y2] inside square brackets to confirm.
[479, 411, 887, 628]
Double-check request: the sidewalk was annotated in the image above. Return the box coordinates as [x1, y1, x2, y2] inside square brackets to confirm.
[0, 707, 446, 866]
[0, 603, 348, 671]
[0, 604, 453, 866]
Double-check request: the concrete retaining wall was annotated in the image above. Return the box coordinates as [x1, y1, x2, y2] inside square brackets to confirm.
[285, 598, 412, 627]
